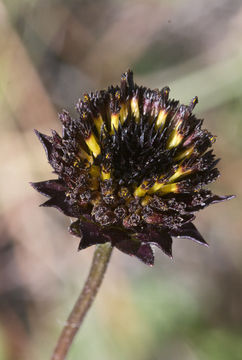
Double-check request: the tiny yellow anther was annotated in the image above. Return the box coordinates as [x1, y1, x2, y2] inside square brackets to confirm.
[118, 187, 130, 199]
[115, 91, 121, 100]
[209, 135, 217, 144]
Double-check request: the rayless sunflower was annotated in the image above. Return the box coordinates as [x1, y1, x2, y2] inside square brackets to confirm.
[31, 70, 233, 265]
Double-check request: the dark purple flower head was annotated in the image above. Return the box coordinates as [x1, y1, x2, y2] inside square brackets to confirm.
[31, 70, 234, 265]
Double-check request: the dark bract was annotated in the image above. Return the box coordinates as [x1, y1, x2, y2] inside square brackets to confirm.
[31, 70, 233, 265]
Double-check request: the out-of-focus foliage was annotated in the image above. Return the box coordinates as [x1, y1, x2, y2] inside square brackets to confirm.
[0, 0, 241, 359]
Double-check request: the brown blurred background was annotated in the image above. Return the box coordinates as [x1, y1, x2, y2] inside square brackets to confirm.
[0, 0, 241, 359]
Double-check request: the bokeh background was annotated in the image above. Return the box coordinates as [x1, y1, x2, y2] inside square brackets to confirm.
[0, 0, 241, 359]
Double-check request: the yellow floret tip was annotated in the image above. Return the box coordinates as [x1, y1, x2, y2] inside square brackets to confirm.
[167, 131, 183, 149]
[174, 146, 194, 161]
[158, 183, 178, 195]
[101, 170, 111, 181]
[120, 103, 128, 123]
[93, 114, 104, 134]
[85, 133, 101, 157]
[156, 109, 167, 130]
[131, 96, 140, 123]
[134, 180, 150, 197]
[111, 113, 119, 134]
[134, 187, 147, 197]
[148, 177, 164, 194]
[168, 166, 192, 183]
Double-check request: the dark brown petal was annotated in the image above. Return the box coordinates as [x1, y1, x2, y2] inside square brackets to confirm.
[103, 227, 130, 244]
[40, 195, 79, 217]
[30, 180, 66, 198]
[171, 222, 208, 246]
[137, 244, 154, 265]
[35, 130, 54, 163]
[179, 213, 195, 225]
[116, 239, 154, 266]
[187, 192, 235, 212]
[70, 218, 107, 250]
[135, 229, 173, 258]
[206, 194, 235, 205]
[150, 230, 173, 258]
[71, 216, 155, 265]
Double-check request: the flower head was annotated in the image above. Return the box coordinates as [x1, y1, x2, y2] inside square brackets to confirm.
[31, 70, 233, 265]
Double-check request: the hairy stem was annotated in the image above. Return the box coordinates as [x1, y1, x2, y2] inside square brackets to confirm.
[51, 242, 113, 360]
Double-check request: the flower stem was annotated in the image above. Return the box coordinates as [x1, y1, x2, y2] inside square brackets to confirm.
[51, 242, 113, 360]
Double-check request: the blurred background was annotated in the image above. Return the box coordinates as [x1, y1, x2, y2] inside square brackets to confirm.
[0, 0, 241, 359]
